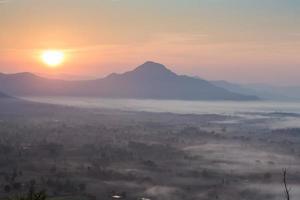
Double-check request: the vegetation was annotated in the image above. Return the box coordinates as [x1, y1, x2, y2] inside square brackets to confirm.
[1, 100, 300, 199]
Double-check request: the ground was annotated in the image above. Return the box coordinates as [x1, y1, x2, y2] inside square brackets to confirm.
[0, 98, 299, 200]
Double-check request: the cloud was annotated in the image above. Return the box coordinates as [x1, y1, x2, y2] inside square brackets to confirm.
[0, 44, 127, 54]
[146, 32, 209, 47]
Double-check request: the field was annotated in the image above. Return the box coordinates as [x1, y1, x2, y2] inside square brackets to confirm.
[0, 99, 300, 200]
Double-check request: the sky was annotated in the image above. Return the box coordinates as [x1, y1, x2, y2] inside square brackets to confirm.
[0, 0, 300, 85]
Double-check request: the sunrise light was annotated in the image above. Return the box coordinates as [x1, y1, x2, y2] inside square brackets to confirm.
[41, 50, 65, 67]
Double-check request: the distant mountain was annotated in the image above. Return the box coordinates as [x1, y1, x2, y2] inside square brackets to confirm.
[0, 91, 10, 98]
[245, 84, 300, 100]
[0, 62, 258, 101]
[211, 80, 255, 95]
[211, 80, 300, 100]
[0, 72, 69, 96]
[36, 72, 97, 80]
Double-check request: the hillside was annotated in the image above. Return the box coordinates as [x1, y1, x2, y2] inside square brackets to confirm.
[0, 62, 258, 100]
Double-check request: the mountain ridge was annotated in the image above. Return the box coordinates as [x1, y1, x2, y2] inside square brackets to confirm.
[0, 62, 259, 101]
[211, 80, 300, 100]
[0, 91, 11, 98]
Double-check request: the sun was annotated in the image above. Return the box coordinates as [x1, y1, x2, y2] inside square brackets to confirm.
[41, 50, 65, 67]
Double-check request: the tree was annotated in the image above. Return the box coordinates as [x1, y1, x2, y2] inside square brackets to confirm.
[13, 182, 22, 190]
[79, 183, 86, 192]
[4, 185, 11, 193]
[9, 191, 47, 200]
[7, 183, 47, 200]
[283, 169, 290, 200]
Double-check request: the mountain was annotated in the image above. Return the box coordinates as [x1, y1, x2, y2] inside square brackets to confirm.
[0, 90, 10, 98]
[0, 62, 258, 100]
[211, 80, 271, 98]
[211, 80, 300, 100]
[245, 84, 300, 100]
[0, 72, 70, 96]
[36, 72, 97, 80]
[0, 88, 12, 99]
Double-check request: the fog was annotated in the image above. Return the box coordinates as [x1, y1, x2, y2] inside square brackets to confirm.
[1, 98, 300, 200]
[24, 97, 300, 115]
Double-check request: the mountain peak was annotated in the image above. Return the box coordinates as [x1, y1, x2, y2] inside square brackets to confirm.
[142, 61, 165, 67]
[137, 61, 169, 70]
[132, 61, 176, 77]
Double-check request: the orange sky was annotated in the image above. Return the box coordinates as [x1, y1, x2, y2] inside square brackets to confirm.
[0, 0, 300, 85]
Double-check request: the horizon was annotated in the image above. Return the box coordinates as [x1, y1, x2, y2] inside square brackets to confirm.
[0, 60, 299, 87]
[1, 0, 300, 85]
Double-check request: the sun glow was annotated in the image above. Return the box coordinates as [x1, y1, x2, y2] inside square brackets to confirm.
[41, 50, 65, 67]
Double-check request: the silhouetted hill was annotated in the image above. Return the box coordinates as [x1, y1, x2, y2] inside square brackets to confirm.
[0, 72, 71, 96]
[211, 80, 300, 100]
[0, 90, 10, 98]
[211, 80, 259, 96]
[97, 61, 258, 100]
[0, 62, 259, 100]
